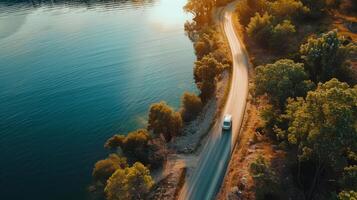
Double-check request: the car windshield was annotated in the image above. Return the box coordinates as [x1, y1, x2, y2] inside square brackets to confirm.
[224, 121, 230, 126]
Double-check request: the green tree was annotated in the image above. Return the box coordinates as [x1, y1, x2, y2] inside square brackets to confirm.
[105, 162, 154, 200]
[194, 54, 223, 101]
[92, 154, 128, 184]
[284, 79, 357, 198]
[236, 0, 268, 26]
[105, 130, 167, 168]
[268, 0, 309, 20]
[255, 59, 314, 108]
[301, 0, 326, 18]
[246, 12, 274, 46]
[340, 165, 357, 190]
[270, 20, 296, 49]
[338, 190, 357, 200]
[300, 30, 356, 83]
[148, 101, 182, 142]
[180, 92, 203, 122]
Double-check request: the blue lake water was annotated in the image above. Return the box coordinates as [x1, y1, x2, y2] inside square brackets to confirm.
[0, 0, 195, 199]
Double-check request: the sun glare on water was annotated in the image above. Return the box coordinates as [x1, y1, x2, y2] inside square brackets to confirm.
[148, 0, 192, 30]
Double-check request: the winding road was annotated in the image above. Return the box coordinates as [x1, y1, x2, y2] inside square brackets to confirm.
[178, 2, 249, 200]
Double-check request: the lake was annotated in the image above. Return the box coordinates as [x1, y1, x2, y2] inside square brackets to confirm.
[0, 0, 195, 199]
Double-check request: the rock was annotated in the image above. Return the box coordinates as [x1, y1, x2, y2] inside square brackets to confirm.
[227, 186, 243, 200]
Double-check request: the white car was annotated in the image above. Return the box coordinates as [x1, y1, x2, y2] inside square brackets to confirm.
[222, 114, 232, 130]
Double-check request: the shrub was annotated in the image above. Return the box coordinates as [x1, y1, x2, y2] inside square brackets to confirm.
[180, 92, 203, 122]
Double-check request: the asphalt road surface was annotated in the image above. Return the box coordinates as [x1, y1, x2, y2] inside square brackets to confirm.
[178, 2, 249, 200]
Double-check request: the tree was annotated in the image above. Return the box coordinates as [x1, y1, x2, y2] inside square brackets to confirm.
[301, 0, 326, 18]
[104, 129, 150, 151]
[338, 190, 357, 200]
[148, 101, 182, 142]
[180, 92, 203, 122]
[105, 162, 154, 200]
[270, 20, 296, 50]
[284, 79, 357, 199]
[255, 59, 314, 108]
[92, 154, 128, 184]
[105, 130, 167, 168]
[246, 12, 274, 46]
[184, 0, 215, 25]
[236, 0, 268, 26]
[340, 165, 357, 190]
[300, 30, 356, 83]
[268, 0, 309, 20]
[194, 54, 223, 101]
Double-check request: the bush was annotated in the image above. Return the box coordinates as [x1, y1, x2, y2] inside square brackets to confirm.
[148, 101, 182, 142]
[180, 92, 203, 122]
[92, 154, 128, 184]
[105, 162, 154, 200]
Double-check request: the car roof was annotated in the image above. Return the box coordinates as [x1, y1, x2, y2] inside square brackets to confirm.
[224, 114, 232, 122]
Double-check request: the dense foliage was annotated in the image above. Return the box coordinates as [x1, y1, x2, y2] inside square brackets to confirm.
[92, 154, 128, 184]
[300, 30, 356, 83]
[148, 101, 182, 142]
[284, 78, 356, 161]
[194, 54, 224, 101]
[104, 129, 167, 168]
[180, 92, 203, 122]
[255, 59, 314, 108]
[104, 162, 154, 200]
